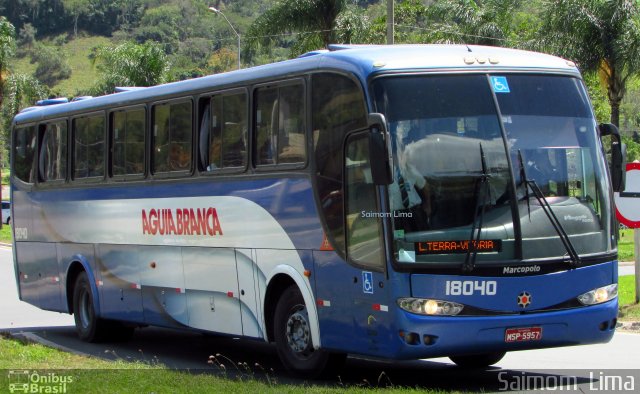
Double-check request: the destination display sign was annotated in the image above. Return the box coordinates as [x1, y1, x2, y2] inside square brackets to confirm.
[415, 240, 502, 255]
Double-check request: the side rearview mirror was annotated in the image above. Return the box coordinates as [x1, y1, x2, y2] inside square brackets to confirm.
[368, 113, 393, 185]
[599, 123, 626, 192]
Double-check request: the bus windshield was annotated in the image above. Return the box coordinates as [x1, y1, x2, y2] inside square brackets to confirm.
[372, 74, 612, 267]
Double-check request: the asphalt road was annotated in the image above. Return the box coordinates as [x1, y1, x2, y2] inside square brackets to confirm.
[1, 246, 639, 392]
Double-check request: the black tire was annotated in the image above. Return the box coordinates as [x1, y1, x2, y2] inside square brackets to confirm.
[72, 272, 135, 342]
[72, 272, 109, 342]
[73, 271, 135, 342]
[274, 285, 345, 378]
[449, 352, 506, 368]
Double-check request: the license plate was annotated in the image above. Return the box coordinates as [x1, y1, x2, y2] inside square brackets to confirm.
[505, 327, 542, 342]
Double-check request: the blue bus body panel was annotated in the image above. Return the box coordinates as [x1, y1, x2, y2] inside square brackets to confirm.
[410, 262, 614, 312]
[12, 176, 323, 335]
[314, 259, 617, 359]
[391, 299, 617, 359]
[20, 177, 322, 250]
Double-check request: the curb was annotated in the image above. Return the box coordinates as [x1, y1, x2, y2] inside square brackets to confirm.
[616, 321, 640, 333]
[10, 331, 93, 358]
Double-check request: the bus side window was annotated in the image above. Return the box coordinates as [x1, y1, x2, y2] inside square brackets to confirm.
[254, 82, 305, 166]
[13, 125, 38, 184]
[73, 115, 105, 180]
[277, 84, 305, 164]
[153, 101, 193, 174]
[221, 93, 247, 168]
[255, 87, 278, 165]
[39, 121, 67, 183]
[202, 92, 248, 172]
[112, 108, 145, 177]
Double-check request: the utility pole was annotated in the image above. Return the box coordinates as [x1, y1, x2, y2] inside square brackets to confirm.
[209, 6, 241, 70]
[387, 0, 394, 45]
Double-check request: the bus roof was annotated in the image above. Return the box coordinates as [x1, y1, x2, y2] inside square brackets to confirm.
[12, 44, 578, 126]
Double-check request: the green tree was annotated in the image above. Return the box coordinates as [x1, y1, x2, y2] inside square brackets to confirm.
[2, 72, 48, 119]
[132, 4, 182, 54]
[90, 41, 170, 95]
[540, 0, 640, 127]
[426, 0, 524, 46]
[0, 16, 16, 110]
[62, 0, 91, 37]
[205, 47, 238, 74]
[367, 0, 430, 44]
[1, 73, 47, 173]
[31, 44, 72, 87]
[246, 0, 347, 57]
[622, 135, 640, 162]
[17, 22, 36, 51]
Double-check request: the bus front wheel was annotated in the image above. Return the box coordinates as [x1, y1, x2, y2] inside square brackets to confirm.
[274, 285, 344, 378]
[73, 272, 108, 342]
[449, 352, 506, 368]
[72, 272, 135, 342]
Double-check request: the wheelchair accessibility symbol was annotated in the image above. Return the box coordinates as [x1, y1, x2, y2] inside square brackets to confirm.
[362, 271, 374, 294]
[490, 76, 510, 93]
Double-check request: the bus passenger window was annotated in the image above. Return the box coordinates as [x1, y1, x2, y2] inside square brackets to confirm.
[277, 84, 305, 164]
[13, 125, 37, 183]
[112, 109, 145, 177]
[153, 101, 193, 174]
[255, 82, 305, 166]
[203, 92, 247, 171]
[255, 87, 278, 165]
[39, 121, 67, 182]
[73, 115, 105, 180]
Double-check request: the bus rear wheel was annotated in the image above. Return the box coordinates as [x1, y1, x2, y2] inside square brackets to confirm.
[449, 352, 506, 368]
[274, 285, 344, 378]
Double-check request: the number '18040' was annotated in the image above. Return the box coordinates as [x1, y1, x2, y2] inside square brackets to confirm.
[445, 280, 497, 296]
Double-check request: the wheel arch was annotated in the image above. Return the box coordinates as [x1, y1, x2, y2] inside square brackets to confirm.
[65, 256, 101, 317]
[264, 266, 320, 349]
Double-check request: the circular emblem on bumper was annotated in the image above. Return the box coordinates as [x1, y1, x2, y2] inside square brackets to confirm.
[517, 291, 532, 308]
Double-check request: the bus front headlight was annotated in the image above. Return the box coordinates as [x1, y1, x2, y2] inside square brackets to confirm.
[397, 298, 464, 316]
[577, 284, 617, 305]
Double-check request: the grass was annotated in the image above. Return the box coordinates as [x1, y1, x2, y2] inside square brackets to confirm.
[618, 275, 640, 321]
[618, 229, 635, 262]
[12, 34, 113, 97]
[0, 223, 11, 243]
[0, 333, 450, 393]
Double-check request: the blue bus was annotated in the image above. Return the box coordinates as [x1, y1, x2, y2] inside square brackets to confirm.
[10, 45, 625, 377]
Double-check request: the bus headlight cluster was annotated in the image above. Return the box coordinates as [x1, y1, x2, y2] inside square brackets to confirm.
[577, 284, 618, 305]
[397, 298, 464, 316]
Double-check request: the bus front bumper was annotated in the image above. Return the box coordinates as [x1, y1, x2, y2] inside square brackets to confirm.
[391, 299, 617, 360]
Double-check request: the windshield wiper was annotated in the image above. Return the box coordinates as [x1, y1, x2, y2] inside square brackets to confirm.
[517, 150, 581, 267]
[517, 151, 531, 219]
[463, 144, 491, 273]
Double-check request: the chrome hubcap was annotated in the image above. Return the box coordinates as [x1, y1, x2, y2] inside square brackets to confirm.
[286, 307, 311, 355]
